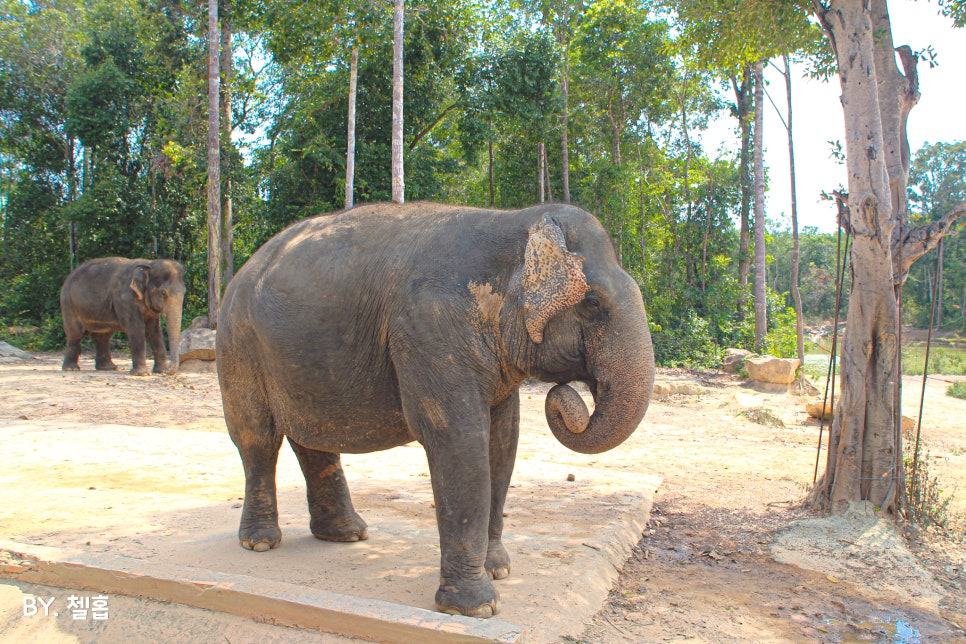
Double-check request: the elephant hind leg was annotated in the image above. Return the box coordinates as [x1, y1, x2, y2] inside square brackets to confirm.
[224, 385, 285, 552]
[287, 438, 368, 542]
[61, 312, 85, 370]
[91, 332, 119, 371]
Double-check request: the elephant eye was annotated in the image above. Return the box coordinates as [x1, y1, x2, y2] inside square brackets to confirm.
[580, 294, 604, 318]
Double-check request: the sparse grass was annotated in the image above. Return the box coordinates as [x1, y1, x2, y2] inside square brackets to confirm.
[947, 381, 966, 400]
[736, 407, 784, 428]
[902, 345, 966, 376]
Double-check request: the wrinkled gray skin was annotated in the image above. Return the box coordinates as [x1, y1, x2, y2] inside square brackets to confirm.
[217, 202, 654, 618]
[61, 258, 185, 376]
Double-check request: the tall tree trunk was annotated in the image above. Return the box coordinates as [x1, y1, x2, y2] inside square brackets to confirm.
[538, 142, 545, 203]
[488, 121, 494, 207]
[219, 10, 234, 286]
[782, 54, 805, 388]
[345, 45, 359, 209]
[66, 136, 77, 270]
[733, 63, 753, 314]
[560, 61, 571, 203]
[543, 142, 553, 202]
[807, 0, 925, 517]
[391, 0, 405, 204]
[206, 0, 221, 328]
[752, 60, 767, 352]
[936, 240, 944, 330]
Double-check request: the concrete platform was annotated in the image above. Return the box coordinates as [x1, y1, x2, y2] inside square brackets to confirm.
[0, 420, 659, 642]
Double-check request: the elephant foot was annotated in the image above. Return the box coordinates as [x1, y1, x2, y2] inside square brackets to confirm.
[95, 362, 120, 371]
[130, 365, 152, 376]
[436, 577, 500, 618]
[239, 524, 282, 552]
[485, 542, 511, 580]
[62, 363, 80, 371]
[153, 361, 170, 374]
[310, 513, 369, 542]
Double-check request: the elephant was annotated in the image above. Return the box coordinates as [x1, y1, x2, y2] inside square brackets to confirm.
[60, 257, 185, 376]
[216, 202, 654, 618]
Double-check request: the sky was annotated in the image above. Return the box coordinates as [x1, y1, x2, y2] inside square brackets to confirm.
[701, 0, 966, 234]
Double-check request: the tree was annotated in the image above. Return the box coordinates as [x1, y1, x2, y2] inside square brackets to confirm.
[207, 0, 222, 326]
[346, 45, 359, 209]
[908, 141, 966, 329]
[391, 0, 404, 203]
[806, 0, 965, 517]
[751, 60, 767, 351]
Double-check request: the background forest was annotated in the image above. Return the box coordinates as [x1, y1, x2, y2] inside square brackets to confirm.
[1, 0, 964, 368]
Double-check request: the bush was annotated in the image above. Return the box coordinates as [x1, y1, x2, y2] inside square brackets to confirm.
[948, 381, 966, 400]
[652, 309, 723, 369]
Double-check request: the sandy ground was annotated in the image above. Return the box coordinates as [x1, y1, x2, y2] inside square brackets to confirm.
[2, 352, 966, 643]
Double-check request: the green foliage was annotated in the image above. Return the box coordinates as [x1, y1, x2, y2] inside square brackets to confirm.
[653, 309, 723, 369]
[905, 450, 955, 530]
[901, 346, 966, 376]
[948, 381, 966, 400]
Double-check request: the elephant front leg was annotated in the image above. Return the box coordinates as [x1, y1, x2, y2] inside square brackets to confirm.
[287, 438, 368, 542]
[410, 394, 499, 618]
[145, 318, 170, 374]
[486, 391, 520, 581]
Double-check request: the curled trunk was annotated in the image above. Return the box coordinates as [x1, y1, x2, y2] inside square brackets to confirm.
[545, 291, 654, 454]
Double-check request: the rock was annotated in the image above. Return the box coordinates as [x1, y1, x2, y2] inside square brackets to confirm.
[179, 327, 216, 362]
[745, 356, 800, 385]
[178, 358, 218, 374]
[652, 380, 706, 397]
[806, 400, 833, 420]
[0, 341, 31, 362]
[723, 348, 753, 373]
[806, 400, 916, 432]
[187, 316, 211, 331]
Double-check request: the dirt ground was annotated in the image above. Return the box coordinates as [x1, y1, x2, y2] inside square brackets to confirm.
[2, 351, 966, 643]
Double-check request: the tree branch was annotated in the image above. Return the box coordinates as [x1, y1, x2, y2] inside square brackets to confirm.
[893, 200, 966, 284]
[408, 101, 461, 151]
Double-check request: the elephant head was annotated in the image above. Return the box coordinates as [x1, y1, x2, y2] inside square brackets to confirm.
[130, 259, 185, 374]
[523, 213, 654, 454]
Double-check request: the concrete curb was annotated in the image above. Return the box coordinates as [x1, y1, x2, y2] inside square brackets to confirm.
[0, 540, 526, 643]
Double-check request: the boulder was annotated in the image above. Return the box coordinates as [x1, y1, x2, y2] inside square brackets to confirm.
[805, 399, 917, 431]
[745, 356, 800, 385]
[179, 326, 216, 362]
[722, 348, 753, 373]
[178, 358, 218, 374]
[0, 341, 31, 363]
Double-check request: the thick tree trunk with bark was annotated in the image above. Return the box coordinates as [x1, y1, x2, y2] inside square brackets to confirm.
[206, 0, 221, 327]
[752, 60, 767, 351]
[391, 0, 405, 204]
[805, 0, 962, 518]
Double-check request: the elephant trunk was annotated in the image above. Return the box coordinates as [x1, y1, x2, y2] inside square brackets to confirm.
[164, 297, 183, 375]
[545, 295, 654, 454]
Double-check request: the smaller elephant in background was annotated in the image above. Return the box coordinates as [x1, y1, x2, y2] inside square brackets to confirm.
[60, 258, 185, 376]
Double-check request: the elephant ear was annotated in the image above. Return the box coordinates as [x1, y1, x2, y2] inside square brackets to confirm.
[129, 264, 151, 300]
[523, 215, 589, 344]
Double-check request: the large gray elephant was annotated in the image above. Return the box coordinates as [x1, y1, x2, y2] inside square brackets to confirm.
[61, 257, 185, 376]
[216, 202, 654, 618]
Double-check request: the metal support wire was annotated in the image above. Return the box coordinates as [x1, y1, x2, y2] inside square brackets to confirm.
[913, 237, 944, 484]
[813, 222, 851, 484]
